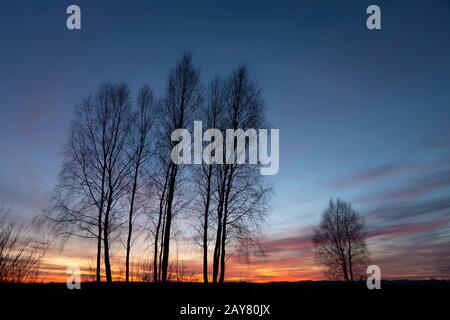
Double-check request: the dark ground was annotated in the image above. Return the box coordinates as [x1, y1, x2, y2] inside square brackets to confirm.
[1, 281, 449, 318]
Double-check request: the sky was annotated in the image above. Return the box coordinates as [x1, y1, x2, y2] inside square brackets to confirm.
[1, 0, 450, 282]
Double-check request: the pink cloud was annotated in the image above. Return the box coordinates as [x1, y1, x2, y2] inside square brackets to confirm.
[368, 219, 450, 239]
[334, 163, 405, 188]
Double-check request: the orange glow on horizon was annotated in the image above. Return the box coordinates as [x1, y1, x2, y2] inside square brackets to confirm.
[35, 253, 322, 283]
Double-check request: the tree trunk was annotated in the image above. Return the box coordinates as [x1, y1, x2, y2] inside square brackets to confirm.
[96, 208, 102, 283]
[103, 198, 113, 283]
[348, 249, 354, 283]
[125, 162, 140, 283]
[219, 214, 227, 283]
[158, 222, 165, 281]
[96, 167, 106, 283]
[202, 165, 212, 284]
[219, 170, 232, 283]
[341, 257, 349, 283]
[213, 167, 227, 284]
[153, 207, 162, 282]
[103, 222, 112, 283]
[154, 169, 169, 282]
[161, 165, 177, 282]
[212, 198, 224, 283]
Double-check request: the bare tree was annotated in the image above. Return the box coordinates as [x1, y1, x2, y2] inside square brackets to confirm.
[156, 53, 202, 282]
[0, 207, 46, 283]
[211, 66, 271, 283]
[45, 55, 272, 284]
[312, 198, 369, 283]
[48, 83, 133, 283]
[124, 86, 157, 283]
[151, 154, 170, 282]
[192, 77, 224, 283]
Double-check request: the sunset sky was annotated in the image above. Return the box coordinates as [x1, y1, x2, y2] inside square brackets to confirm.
[1, 0, 450, 282]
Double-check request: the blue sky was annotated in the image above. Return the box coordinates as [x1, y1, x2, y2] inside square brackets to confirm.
[1, 0, 450, 279]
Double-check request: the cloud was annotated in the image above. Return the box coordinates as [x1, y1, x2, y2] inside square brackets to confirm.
[365, 198, 450, 280]
[370, 231, 450, 279]
[334, 163, 405, 188]
[366, 197, 450, 223]
[359, 170, 450, 203]
[262, 230, 313, 254]
[334, 157, 450, 193]
[367, 218, 450, 239]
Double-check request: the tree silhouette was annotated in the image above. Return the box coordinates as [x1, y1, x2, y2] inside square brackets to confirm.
[192, 76, 223, 283]
[157, 53, 202, 283]
[211, 67, 271, 283]
[312, 198, 369, 283]
[0, 206, 46, 283]
[48, 83, 134, 283]
[125, 86, 157, 283]
[45, 54, 272, 284]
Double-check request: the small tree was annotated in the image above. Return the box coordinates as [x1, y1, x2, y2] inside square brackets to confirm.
[312, 198, 368, 283]
[0, 207, 46, 283]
